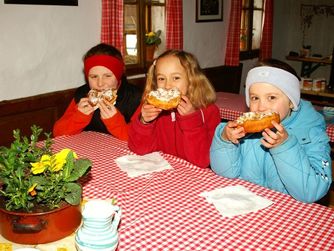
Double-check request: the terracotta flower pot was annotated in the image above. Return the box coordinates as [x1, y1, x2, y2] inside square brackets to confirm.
[0, 203, 81, 244]
[146, 45, 156, 62]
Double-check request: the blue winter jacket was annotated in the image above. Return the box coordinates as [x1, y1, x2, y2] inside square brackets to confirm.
[210, 100, 332, 203]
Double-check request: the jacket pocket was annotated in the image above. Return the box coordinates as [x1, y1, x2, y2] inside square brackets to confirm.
[294, 130, 311, 145]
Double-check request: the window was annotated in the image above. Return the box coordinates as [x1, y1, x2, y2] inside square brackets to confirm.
[124, 0, 166, 72]
[240, 0, 264, 60]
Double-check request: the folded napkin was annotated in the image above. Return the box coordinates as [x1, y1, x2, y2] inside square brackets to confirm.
[200, 185, 274, 217]
[115, 152, 173, 178]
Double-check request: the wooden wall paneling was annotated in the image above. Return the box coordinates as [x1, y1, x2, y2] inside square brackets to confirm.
[0, 107, 58, 147]
[0, 88, 76, 147]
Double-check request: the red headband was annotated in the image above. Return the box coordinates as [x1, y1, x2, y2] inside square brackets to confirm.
[84, 54, 125, 82]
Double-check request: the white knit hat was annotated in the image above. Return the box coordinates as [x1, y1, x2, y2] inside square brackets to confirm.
[245, 66, 300, 111]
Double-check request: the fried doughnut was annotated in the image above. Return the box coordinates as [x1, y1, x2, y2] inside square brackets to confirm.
[87, 89, 117, 107]
[236, 111, 280, 133]
[101, 89, 117, 105]
[88, 89, 100, 107]
[146, 87, 181, 110]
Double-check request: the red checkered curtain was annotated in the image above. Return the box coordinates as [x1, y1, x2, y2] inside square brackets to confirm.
[101, 0, 124, 54]
[259, 0, 273, 60]
[224, 0, 242, 66]
[166, 0, 183, 50]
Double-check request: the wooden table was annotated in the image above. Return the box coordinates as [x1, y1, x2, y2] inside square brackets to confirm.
[215, 91, 334, 142]
[2, 131, 334, 250]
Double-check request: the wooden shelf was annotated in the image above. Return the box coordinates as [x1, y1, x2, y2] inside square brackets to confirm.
[301, 89, 334, 107]
[286, 55, 332, 65]
[301, 89, 334, 98]
[286, 55, 332, 77]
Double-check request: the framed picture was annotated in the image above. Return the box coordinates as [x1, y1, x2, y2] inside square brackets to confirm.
[196, 0, 223, 22]
[4, 0, 78, 5]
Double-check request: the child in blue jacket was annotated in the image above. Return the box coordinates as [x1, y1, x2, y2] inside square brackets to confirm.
[210, 59, 332, 203]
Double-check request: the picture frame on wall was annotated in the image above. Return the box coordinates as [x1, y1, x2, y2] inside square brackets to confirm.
[4, 0, 78, 5]
[196, 0, 223, 22]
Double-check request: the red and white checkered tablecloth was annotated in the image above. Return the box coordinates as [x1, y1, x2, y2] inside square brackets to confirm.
[50, 131, 334, 250]
[326, 124, 334, 143]
[215, 92, 247, 121]
[216, 92, 334, 142]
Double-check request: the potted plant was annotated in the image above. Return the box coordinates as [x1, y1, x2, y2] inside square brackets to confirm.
[240, 29, 247, 51]
[0, 125, 92, 244]
[144, 29, 162, 61]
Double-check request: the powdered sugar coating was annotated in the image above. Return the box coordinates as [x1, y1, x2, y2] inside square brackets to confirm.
[236, 111, 278, 124]
[88, 88, 117, 106]
[148, 87, 181, 102]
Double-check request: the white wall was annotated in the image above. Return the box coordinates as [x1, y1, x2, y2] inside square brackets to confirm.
[183, 0, 255, 94]
[0, 0, 101, 101]
[0, 0, 260, 101]
[1, 0, 233, 101]
[183, 0, 258, 95]
[5, 1, 332, 101]
[182, 0, 230, 68]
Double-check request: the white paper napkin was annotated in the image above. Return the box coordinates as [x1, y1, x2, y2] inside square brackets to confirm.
[115, 152, 173, 178]
[200, 185, 274, 217]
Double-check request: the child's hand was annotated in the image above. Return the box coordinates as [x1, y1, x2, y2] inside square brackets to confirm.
[221, 121, 246, 144]
[78, 97, 95, 115]
[99, 101, 117, 119]
[261, 121, 288, 148]
[177, 95, 196, 116]
[140, 103, 162, 124]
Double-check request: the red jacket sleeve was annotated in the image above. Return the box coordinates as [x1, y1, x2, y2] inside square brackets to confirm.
[53, 99, 92, 137]
[176, 104, 221, 168]
[102, 111, 129, 141]
[128, 105, 158, 154]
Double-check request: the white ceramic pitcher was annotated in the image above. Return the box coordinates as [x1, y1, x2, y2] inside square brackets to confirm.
[75, 199, 121, 251]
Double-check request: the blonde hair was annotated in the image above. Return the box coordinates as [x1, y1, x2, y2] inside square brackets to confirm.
[143, 50, 216, 109]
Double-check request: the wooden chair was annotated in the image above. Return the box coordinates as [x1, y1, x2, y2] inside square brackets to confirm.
[203, 63, 243, 94]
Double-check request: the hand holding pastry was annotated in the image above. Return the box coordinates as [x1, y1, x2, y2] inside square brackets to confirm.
[78, 97, 95, 115]
[140, 103, 162, 124]
[99, 101, 117, 119]
[261, 121, 288, 148]
[221, 120, 246, 144]
[177, 95, 196, 116]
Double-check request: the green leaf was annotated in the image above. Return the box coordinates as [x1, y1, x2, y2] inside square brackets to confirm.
[63, 151, 75, 179]
[31, 176, 48, 186]
[65, 159, 92, 182]
[64, 183, 82, 205]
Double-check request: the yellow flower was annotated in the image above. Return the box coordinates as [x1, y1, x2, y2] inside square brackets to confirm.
[28, 183, 38, 196]
[31, 154, 51, 174]
[147, 31, 155, 37]
[144, 30, 161, 46]
[50, 149, 77, 172]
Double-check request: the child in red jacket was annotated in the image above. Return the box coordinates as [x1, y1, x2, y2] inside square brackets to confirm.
[128, 50, 220, 168]
[53, 43, 142, 141]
